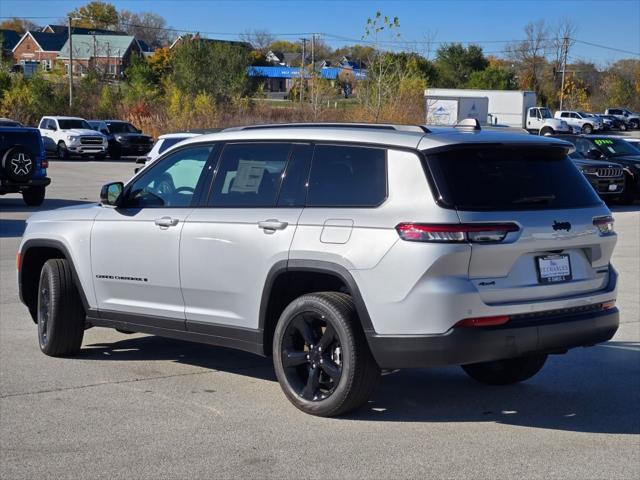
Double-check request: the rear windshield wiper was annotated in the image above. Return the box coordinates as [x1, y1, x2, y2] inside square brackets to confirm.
[512, 194, 556, 205]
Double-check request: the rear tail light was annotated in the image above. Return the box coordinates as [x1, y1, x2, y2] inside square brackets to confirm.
[454, 315, 510, 328]
[16, 251, 21, 272]
[41, 160, 48, 169]
[593, 215, 614, 235]
[602, 299, 616, 310]
[396, 223, 519, 243]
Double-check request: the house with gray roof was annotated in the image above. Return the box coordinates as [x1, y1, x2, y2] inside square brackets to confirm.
[12, 31, 68, 71]
[58, 34, 142, 77]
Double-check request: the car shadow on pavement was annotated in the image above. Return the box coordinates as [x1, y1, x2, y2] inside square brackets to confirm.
[80, 334, 639, 434]
[610, 203, 640, 213]
[0, 197, 95, 212]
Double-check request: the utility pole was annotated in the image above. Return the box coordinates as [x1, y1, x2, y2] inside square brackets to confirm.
[300, 37, 307, 104]
[311, 34, 315, 108]
[68, 17, 73, 108]
[559, 36, 569, 111]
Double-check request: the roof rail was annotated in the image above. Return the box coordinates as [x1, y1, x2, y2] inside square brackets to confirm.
[454, 118, 481, 131]
[223, 122, 431, 133]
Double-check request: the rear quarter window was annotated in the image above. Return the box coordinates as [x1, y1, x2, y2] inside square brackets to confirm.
[424, 145, 602, 211]
[307, 145, 386, 207]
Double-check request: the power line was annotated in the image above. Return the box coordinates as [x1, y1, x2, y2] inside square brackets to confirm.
[572, 39, 639, 57]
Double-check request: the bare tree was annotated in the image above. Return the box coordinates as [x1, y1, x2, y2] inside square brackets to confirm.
[239, 29, 275, 52]
[507, 20, 549, 96]
[119, 10, 171, 48]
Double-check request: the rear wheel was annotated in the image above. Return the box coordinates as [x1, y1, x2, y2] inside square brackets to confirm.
[617, 174, 636, 205]
[273, 292, 380, 417]
[37, 259, 85, 356]
[461, 354, 547, 385]
[22, 186, 45, 206]
[582, 124, 593, 134]
[539, 127, 553, 136]
[630, 119, 640, 130]
[109, 146, 121, 160]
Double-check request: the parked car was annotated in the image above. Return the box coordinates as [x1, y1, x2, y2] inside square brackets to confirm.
[568, 151, 625, 201]
[554, 111, 603, 134]
[18, 122, 619, 417]
[136, 132, 203, 169]
[604, 108, 640, 130]
[88, 120, 153, 159]
[39, 116, 108, 160]
[559, 134, 640, 204]
[0, 125, 50, 205]
[596, 114, 628, 131]
[0, 117, 23, 127]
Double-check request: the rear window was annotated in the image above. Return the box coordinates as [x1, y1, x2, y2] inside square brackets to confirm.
[425, 146, 602, 210]
[158, 137, 190, 154]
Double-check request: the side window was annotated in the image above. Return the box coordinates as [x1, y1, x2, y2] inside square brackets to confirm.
[277, 144, 313, 207]
[307, 145, 386, 207]
[125, 145, 212, 208]
[560, 112, 569, 118]
[208, 143, 291, 207]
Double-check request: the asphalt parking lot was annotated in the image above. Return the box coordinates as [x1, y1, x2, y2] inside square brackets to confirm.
[1, 160, 639, 480]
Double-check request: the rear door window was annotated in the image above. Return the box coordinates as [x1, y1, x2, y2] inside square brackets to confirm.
[424, 146, 601, 211]
[208, 142, 292, 207]
[307, 145, 386, 207]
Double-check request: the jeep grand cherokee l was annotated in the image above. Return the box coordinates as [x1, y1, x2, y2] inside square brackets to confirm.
[17, 123, 619, 417]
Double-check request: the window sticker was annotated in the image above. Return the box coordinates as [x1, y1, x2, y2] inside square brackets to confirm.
[230, 160, 266, 194]
[593, 139, 613, 146]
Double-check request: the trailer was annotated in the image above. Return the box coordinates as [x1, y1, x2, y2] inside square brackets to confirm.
[425, 88, 572, 135]
[425, 96, 489, 126]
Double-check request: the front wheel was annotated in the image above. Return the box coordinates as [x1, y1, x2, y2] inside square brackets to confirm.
[37, 259, 85, 356]
[582, 124, 593, 134]
[539, 127, 553, 136]
[56, 141, 69, 160]
[22, 186, 45, 206]
[461, 354, 547, 385]
[273, 292, 380, 417]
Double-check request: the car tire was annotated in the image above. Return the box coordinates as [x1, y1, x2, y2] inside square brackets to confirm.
[22, 186, 45, 206]
[617, 174, 636, 205]
[539, 127, 553, 136]
[56, 141, 69, 160]
[582, 124, 593, 134]
[630, 119, 640, 130]
[461, 354, 547, 385]
[109, 147, 121, 160]
[619, 123, 627, 131]
[273, 292, 380, 417]
[37, 259, 85, 356]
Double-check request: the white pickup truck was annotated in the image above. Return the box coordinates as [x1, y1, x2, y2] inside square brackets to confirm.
[38, 116, 107, 160]
[554, 111, 603, 134]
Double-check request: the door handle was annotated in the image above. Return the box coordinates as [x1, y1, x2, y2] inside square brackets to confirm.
[154, 216, 179, 228]
[258, 219, 288, 231]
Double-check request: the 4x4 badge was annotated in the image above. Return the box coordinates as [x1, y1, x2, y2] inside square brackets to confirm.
[552, 221, 571, 231]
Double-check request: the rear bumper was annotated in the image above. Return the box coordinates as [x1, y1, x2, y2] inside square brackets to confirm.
[367, 307, 619, 369]
[1, 177, 51, 193]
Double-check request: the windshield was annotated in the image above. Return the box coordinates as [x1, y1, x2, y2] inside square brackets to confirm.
[424, 146, 601, 210]
[592, 138, 640, 156]
[58, 119, 91, 130]
[539, 108, 553, 119]
[577, 111, 593, 118]
[107, 122, 138, 134]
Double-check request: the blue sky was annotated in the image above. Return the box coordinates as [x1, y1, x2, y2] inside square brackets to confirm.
[2, 0, 639, 65]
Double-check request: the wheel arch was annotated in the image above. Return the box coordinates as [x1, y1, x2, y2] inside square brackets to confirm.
[19, 239, 90, 322]
[259, 260, 375, 356]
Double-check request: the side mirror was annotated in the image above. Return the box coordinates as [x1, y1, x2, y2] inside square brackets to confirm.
[586, 149, 603, 160]
[100, 182, 124, 206]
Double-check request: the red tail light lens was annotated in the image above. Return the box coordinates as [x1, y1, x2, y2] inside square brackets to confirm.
[41, 160, 49, 169]
[593, 215, 614, 235]
[396, 223, 519, 243]
[602, 299, 616, 310]
[454, 315, 510, 328]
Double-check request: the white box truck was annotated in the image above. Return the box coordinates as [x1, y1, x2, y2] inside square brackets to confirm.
[425, 88, 572, 135]
[425, 96, 489, 126]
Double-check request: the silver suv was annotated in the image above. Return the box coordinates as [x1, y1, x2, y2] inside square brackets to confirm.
[17, 123, 619, 417]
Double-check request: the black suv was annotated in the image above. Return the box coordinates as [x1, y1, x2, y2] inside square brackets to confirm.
[0, 126, 50, 206]
[89, 120, 153, 159]
[560, 135, 640, 204]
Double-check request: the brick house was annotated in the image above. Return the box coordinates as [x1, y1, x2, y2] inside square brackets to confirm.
[12, 31, 68, 71]
[58, 34, 143, 77]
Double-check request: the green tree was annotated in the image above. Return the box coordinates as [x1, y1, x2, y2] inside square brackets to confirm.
[0, 74, 65, 124]
[170, 38, 250, 103]
[69, 1, 119, 30]
[467, 66, 516, 90]
[267, 40, 300, 54]
[0, 17, 38, 33]
[435, 43, 488, 87]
